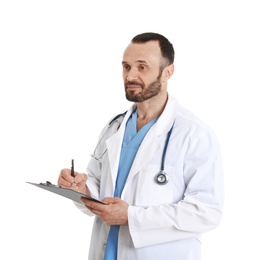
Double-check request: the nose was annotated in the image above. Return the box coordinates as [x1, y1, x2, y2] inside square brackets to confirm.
[126, 68, 139, 81]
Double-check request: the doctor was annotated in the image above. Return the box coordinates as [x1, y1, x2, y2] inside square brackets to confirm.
[58, 32, 224, 260]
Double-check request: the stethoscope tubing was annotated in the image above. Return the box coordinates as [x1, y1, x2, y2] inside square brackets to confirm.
[155, 122, 174, 185]
[161, 123, 174, 172]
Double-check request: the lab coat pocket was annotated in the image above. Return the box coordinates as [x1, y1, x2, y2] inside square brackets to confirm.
[135, 164, 175, 207]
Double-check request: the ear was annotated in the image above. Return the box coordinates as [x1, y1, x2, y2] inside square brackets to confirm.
[162, 64, 174, 82]
[166, 64, 174, 78]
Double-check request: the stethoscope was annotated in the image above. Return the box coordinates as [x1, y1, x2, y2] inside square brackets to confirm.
[92, 111, 174, 186]
[154, 123, 174, 185]
[91, 112, 127, 161]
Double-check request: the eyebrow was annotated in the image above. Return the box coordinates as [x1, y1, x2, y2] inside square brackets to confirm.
[122, 60, 148, 65]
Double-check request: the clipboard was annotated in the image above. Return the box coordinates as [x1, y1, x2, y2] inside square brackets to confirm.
[26, 181, 105, 205]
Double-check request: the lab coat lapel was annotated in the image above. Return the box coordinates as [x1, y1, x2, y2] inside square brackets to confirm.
[106, 106, 135, 192]
[106, 131, 123, 191]
[106, 111, 161, 192]
[126, 129, 160, 184]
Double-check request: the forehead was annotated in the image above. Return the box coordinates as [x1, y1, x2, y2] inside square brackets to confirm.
[122, 41, 162, 65]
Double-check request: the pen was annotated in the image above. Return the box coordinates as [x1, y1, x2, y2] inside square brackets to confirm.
[71, 159, 75, 178]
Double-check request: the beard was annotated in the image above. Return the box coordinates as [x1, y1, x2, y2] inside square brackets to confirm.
[125, 77, 162, 102]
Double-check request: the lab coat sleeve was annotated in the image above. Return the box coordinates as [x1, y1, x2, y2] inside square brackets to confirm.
[128, 129, 224, 248]
[73, 201, 95, 216]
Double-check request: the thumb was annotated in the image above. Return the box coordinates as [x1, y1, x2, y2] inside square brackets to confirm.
[102, 197, 120, 204]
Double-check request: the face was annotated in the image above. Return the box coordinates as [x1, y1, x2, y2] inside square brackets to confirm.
[122, 41, 164, 102]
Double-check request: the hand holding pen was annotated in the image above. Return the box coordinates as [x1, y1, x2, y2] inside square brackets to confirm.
[58, 159, 89, 195]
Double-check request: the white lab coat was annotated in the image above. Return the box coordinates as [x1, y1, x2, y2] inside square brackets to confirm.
[76, 94, 224, 260]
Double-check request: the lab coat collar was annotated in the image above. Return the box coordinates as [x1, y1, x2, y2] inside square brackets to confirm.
[123, 94, 179, 136]
[153, 94, 179, 136]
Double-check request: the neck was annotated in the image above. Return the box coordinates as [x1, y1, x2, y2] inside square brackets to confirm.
[136, 92, 168, 131]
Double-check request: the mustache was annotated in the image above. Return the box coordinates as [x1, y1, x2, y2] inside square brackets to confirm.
[126, 81, 144, 88]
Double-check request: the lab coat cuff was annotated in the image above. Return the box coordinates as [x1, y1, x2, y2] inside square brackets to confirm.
[73, 201, 95, 216]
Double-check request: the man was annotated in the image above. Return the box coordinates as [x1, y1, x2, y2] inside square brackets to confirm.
[58, 32, 224, 260]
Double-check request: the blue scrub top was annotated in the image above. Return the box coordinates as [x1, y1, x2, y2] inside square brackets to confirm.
[104, 109, 158, 260]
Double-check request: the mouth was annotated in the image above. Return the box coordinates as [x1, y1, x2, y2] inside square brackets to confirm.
[126, 81, 143, 90]
[126, 84, 141, 89]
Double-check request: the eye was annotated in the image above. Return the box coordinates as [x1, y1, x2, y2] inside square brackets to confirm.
[123, 64, 130, 71]
[139, 65, 147, 71]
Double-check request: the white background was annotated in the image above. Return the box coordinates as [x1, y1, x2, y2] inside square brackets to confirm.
[1, 0, 264, 259]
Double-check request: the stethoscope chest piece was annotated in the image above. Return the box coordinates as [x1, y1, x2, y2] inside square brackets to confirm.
[155, 171, 169, 185]
[154, 122, 174, 186]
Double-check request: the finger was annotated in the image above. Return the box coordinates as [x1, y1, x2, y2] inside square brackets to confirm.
[58, 169, 74, 187]
[82, 201, 103, 216]
[81, 198, 107, 212]
[90, 208, 103, 216]
[74, 173, 88, 185]
[102, 197, 120, 204]
[80, 198, 97, 208]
